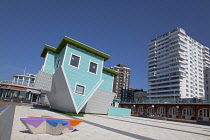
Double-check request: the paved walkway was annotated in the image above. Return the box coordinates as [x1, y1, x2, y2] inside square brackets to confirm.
[10, 105, 210, 140]
[0, 105, 15, 140]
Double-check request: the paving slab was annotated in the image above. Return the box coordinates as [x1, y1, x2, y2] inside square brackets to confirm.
[10, 105, 210, 140]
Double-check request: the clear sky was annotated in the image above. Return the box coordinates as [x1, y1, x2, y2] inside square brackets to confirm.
[0, 0, 210, 90]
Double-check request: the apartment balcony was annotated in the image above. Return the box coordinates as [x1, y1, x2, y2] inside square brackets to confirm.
[204, 61, 210, 65]
[148, 83, 181, 90]
[157, 58, 170, 65]
[170, 50, 185, 57]
[204, 46, 210, 50]
[155, 72, 171, 78]
[169, 59, 185, 65]
[148, 58, 157, 63]
[148, 54, 157, 59]
[148, 77, 156, 82]
[148, 61, 157, 66]
[148, 51, 156, 57]
[170, 68, 185, 74]
[148, 66, 157, 71]
[156, 63, 170, 69]
[178, 37, 186, 44]
[169, 72, 186, 78]
[148, 88, 181, 94]
[169, 31, 180, 40]
[203, 53, 210, 60]
[204, 64, 210, 69]
[177, 45, 186, 52]
[148, 78, 182, 86]
[169, 45, 185, 53]
[148, 73, 156, 78]
[177, 54, 185, 60]
[148, 43, 156, 49]
[148, 41, 156, 46]
[147, 93, 180, 97]
[203, 49, 209, 54]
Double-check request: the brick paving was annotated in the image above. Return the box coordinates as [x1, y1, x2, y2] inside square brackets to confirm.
[7, 105, 210, 140]
[0, 101, 21, 108]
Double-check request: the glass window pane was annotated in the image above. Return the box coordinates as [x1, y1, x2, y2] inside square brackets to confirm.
[75, 85, 85, 95]
[89, 62, 97, 74]
[56, 58, 60, 69]
[70, 55, 80, 67]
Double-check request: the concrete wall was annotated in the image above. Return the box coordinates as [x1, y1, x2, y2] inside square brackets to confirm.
[81, 88, 115, 114]
[47, 67, 76, 113]
[34, 70, 53, 92]
[108, 106, 131, 117]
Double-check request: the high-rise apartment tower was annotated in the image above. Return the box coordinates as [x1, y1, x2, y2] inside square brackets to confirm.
[148, 28, 210, 102]
[111, 64, 130, 101]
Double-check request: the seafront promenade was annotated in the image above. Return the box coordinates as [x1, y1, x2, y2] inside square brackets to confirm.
[1, 103, 210, 140]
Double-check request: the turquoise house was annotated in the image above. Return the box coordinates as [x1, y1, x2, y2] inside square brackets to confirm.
[35, 37, 118, 114]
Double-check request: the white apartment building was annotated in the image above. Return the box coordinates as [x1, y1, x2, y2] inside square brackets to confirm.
[148, 28, 210, 102]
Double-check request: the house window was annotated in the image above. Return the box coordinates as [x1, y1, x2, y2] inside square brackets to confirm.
[55, 57, 60, 69]
[75, 84, 85, 95]
[70, 54, 80, 68]
[89, 62, 98, 74]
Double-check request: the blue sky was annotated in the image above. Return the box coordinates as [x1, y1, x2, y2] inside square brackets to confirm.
[0, 0, 210, 90]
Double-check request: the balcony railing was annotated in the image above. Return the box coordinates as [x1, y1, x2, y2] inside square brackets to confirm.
[0, 80, 35, 87]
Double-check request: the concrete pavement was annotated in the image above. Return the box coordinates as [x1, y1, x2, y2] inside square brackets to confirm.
[10, 104, 210, 140]
[0, 105, 15, 140]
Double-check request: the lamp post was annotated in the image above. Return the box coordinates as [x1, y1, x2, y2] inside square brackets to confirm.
[133, 105, 136, 115]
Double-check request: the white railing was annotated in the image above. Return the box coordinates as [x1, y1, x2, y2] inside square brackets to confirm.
[0, 80, 35, 87]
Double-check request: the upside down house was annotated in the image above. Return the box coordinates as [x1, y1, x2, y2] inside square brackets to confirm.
[35, 36, 118, 114]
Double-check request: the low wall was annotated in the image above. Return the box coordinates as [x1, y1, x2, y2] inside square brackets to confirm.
[108, 107, 131, 117]
[0, 105, 16, 140]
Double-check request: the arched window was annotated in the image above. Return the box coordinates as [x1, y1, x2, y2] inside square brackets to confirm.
[157, 107, 165, 115]
[131, 107, 136, 114]
[182, 108, 194, 116]
[169, 107, 179, 115]
[198, 109, 210, 117]
[138, 107, 144, 114]
[147, 107, 154, 115]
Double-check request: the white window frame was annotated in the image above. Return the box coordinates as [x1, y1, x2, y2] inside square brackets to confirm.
[74, 84, 86, 96]
[88, 61, 98, 74]
[69, 53, 81, 68]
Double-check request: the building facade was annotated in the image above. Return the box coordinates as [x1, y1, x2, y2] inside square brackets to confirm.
[204, 68, 210, 102]
[0, 73, 45, 104]
[124, 88, 148, 103]
[111, 64, 130, 101]
[148, 28, 210, 103]
[120, 103, 210, 121]
[35, 36, 118, 114]
[133, 89, 148, 103]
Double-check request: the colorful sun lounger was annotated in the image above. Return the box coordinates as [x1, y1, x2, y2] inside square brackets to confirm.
[20, 116, 84, 135]
[20, 118, 68, 135]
